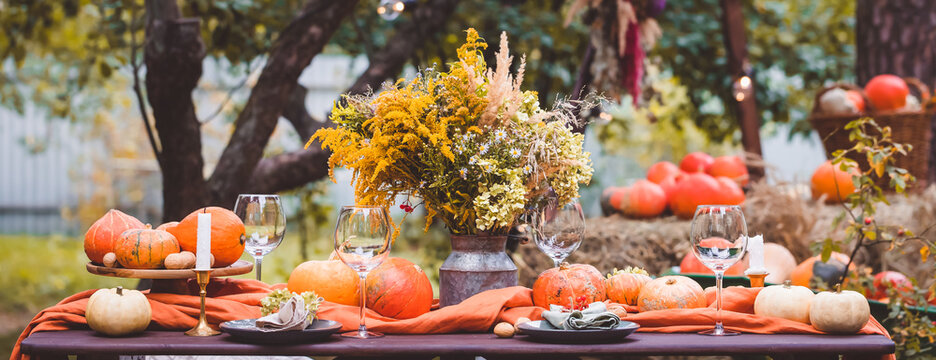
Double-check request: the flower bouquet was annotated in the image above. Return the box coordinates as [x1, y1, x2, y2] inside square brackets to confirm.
[308, 28, 594, 305]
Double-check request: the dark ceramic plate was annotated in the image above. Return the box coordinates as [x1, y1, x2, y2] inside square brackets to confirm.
[516, 320, 640, 343]
[220, 319, 342, 344]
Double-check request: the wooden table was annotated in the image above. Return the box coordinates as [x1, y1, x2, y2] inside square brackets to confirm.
[20, 330, 895, 360]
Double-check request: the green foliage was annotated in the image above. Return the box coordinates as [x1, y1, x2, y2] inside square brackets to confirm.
[654, 0, 855, 139]
[819, 117, 936, 357]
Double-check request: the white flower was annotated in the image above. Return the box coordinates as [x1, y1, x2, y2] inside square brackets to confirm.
[469, 156, 478, 165]
[479, 143, 489, 155]
[459, 168, 468, 179]
[523, 164, 533, 174]
[509, 148, 521, 158]
[494, 129, 507, 141]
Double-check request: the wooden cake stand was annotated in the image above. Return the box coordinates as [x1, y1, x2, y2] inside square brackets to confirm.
[87, 260, 253, 294]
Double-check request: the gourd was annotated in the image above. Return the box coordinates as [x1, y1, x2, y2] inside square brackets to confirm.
[164, 251, 197, 269]
[753, 280, 814, 324]
[114, 225, 180, 269]
[84, 209, 145, 264]
[288, 260, 361, 306]
[532, 263, 607, 309]
[86, 286, 152, 336]
[810, 285, 870, 334]
[637, 275, 706, 312]
[615, 180, 667, 218]
[155, 221, 179, 232]
[646, 161, 681, 184]
[168, 207, 246, 267]
[605, 267, 652, 306]
[810, 160, 858, 203]
[365, 257, 433, 319]
[763, 243, 797, 284]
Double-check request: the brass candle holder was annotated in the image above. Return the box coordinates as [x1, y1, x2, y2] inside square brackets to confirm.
[185, 269, 220, 336]
[746, 272, 768, 288]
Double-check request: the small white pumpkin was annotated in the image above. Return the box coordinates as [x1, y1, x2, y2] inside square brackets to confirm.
[810, 285, 870, 334]
[86, 286, 152, 336]
[754, 280, 814, 324]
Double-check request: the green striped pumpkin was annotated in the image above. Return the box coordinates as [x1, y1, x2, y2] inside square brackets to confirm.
[115, 225, 180, 269]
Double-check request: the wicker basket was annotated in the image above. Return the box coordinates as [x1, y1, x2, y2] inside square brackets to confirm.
[809, 78, 933, 190]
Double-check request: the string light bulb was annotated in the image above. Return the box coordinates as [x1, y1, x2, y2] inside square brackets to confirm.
[376, 0, 405, 21]
[732, 75, 753, 102]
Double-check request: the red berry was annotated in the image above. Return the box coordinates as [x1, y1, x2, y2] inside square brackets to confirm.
[898, 229, 906, 236]
[864, 217, 873, 225]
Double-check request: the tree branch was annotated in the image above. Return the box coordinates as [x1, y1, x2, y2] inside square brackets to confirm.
[345, 0, 460, 95]
[247, 147, 332, 194]
[282, 85, 322, 141]
[207, 0, 360, 206]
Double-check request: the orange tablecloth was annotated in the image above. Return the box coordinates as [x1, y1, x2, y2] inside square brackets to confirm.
[11, 279, 893, 360]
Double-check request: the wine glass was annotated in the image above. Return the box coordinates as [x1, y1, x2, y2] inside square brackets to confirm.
[334, 205, 391, 339]
[533, 200, 585, 268]
[234, 194, 286, 282]
[689, 205, 748, 336]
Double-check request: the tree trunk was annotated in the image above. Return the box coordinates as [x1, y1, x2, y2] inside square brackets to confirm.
[856, 0, 936, 181]
[720, 0, 763, 181]
[144, 0, 208, 222]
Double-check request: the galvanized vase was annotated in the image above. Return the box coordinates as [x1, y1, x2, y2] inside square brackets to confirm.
[439, 234, 518, 307]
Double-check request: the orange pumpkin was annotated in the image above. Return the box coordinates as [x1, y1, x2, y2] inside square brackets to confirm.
[864, 74, 908, 111]
[714, 176, 745, 205]
[606, 267, 652, 305]
[168, 207, 245, 267]
[791, 252, 852, 288]
[532, 263, 607, 309]
[84, 209, 145, 264]
[365, 257, 433, 319]
[156, 221, 179, 232]
[647, 161, 681, 184]
[616, 180, 667, 218]
[668, 172, 722, 219]
[637, 275, 706, 312]
[707, 156, 749, 187]
[600, 186, 624, 216]
[288, 260, 360, 306]
[811, 160, 859, 203]
[114, 225, 180, 269]
[680, 152, 715, 173]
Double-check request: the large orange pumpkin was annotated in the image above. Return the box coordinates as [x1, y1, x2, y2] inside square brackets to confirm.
[637, 275, 706, 312]
[114, 225, 180, 269]
[811, 160, 859, 203]
[714, 176, 745, 205]
[864, 74, 908, 111]
[600, 186, 624, 216]
[365, 257, 433, 319]
[288, 260, 361, 306]
[668, 172, 723, 219]
[791, 252, 852, 288]
[606, 267, 652, 306]
[84, 209, 145, 264]
[156, 221, 179, 232]
[679, 152, 715, 173]
[647, 161, 681, 184]
[532, 263, 607, 309]
[168, 207, 245, 267]
[707, 156, 749, 187]
[615, 180, 667, 218]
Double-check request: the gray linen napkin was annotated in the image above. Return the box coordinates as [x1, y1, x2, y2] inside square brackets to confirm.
[255, 295, 310, 332]
[541, 302, 621, 330]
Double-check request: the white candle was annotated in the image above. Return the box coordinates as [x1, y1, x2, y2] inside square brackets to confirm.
[745, 235, 767, 275]
[196, 212, 212, 270]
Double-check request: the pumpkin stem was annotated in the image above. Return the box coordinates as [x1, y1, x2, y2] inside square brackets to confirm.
[116, 286, 123, 295]
[144, 224, 153, 229]
[783, 280, 792, 288]
[835, 283, 842, 293]
[559, 262, 570, 271]
[665, 278, 677, 285]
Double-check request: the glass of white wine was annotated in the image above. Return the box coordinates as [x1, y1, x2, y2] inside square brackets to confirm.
[234, 194, 286, 282]
[689, 205, 748, 336]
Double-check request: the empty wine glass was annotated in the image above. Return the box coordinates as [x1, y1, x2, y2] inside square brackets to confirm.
[689, 205, 748, 336]
[234, 194, 286, 282]
[334, 205, 391, 339]
[533, 200, 585, 268]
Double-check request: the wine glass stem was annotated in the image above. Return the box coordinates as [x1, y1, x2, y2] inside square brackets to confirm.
[553, 258, 561, 268]
[714, 270, 725, 335]
[358, 272, 368, 337]
[254, 255, 263, 282]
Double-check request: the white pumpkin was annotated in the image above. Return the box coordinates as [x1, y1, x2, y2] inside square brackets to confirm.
[810, 286, 870, 334]
[754, 280, 814, 324]
[86, 286, 152, 336]
[763, 243, 797, 284]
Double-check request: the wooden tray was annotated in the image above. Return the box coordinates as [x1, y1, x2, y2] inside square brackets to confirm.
[87, 260, 253, 294]
[87, 260, 253, 279]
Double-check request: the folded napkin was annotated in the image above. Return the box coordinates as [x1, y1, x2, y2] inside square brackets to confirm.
[541, 302, 621, 330]
[255, 295, 310, 332]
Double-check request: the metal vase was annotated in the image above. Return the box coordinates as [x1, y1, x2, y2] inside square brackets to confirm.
[439, 234, 518, 307]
